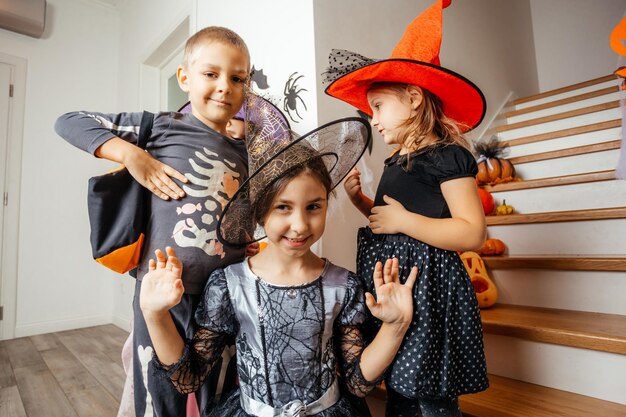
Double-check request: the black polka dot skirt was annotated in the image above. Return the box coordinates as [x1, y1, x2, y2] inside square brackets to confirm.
[356, 227, 489, 400]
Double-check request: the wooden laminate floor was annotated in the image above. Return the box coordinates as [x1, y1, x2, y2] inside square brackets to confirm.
[0, 325, 128, 417]
[0, 325, 387, 417]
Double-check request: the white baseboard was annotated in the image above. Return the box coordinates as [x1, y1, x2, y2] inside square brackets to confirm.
[13, 314, 112, 338]
[111, 314, 133, 333]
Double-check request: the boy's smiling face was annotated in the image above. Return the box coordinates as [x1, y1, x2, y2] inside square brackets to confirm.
[177, 41, 249, 135]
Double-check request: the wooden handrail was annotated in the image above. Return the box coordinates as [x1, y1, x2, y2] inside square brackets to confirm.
[502, 119, 621, 147]
[512, 75, 618, 106]
[486, 207, 626, 225]
[482, 255, 626, 271]
[505, 86, 620, 118]
[483, 170, 615, 192]
[496, 101, 620, 133]
[509, 140, 621, 165]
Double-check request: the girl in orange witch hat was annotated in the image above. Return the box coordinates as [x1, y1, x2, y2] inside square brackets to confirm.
[324, 1, 488, 416]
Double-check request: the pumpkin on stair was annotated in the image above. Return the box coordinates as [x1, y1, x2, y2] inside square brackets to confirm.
[477, 187, 495, 215]
[495, 199, 515, 215]
[477, 238, 507, 256]
[461, 251, 498, 308]
[474, 136, 517, 185]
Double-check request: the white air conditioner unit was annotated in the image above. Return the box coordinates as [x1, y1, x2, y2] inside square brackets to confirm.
[0, 0, 46, 39]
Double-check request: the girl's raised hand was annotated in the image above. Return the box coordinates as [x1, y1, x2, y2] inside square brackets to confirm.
[343, 167, 363, 204]
[365, 258, 417, 328]
[139, 247, 185, 315]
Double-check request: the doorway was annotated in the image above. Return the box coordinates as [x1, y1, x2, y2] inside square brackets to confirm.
[0, 62, 11, 340]
[160, 49, 187, 111]
[140, 16, 189, 112]
[0, 52, 26, 340]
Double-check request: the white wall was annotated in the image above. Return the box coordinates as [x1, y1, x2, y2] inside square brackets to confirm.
[195, 0, 319, 135]
[0, 0, 121, 338]
[315, 0, 539, 271]
[530, 0, 626, 92]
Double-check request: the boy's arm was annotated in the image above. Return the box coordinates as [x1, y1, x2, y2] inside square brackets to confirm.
[55, 111, 188, 200]
[98, 137, 187, 200]
[55, 111, 142, 155]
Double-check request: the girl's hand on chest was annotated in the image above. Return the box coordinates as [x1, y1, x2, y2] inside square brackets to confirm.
[368, 195, 409, 234]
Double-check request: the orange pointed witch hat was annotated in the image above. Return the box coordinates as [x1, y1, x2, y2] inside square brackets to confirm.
[324, 0, 485, 131]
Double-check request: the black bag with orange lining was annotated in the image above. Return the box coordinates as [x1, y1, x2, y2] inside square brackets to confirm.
[87, 111, 153, 276]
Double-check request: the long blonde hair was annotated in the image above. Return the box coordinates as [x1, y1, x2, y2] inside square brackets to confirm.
[370, 82, 470, 166]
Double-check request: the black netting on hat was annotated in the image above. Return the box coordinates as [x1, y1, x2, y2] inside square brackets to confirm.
[217, 91, 371, 246]
[322, 49, 378, 85]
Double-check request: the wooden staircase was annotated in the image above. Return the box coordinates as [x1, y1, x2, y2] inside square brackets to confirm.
[458, 74, 626, 415]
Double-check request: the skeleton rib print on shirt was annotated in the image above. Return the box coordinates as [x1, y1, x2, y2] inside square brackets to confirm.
[173, 147, 242, 259]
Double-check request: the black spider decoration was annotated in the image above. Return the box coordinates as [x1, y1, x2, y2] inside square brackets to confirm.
[283, 72, 308, 123]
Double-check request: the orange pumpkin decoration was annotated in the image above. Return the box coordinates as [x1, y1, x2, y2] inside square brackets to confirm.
[477, 238, 506, 256]
[474, 137, 516, 185]
[477, 187, 495, 215]
[460, 251, 498, 308]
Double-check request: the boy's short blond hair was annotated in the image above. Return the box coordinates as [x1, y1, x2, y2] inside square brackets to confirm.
[182, 26, 250, 69]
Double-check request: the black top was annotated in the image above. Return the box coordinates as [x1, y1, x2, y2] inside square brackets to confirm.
[373, 144, 478, 219]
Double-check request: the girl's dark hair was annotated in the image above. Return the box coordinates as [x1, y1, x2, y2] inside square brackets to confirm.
[252, 157, 332, 226]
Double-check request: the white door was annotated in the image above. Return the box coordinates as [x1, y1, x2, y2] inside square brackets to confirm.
[0, 62, 13, 339]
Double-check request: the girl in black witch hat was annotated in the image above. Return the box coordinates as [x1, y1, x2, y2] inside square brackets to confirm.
[138, 93, 419, 416]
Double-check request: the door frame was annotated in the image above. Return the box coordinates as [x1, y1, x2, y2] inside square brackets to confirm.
[0, 52, 27, 340]
[139, 15, 190, 112]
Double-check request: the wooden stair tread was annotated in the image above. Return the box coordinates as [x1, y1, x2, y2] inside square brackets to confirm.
[505, 86, 620, 118]
[480, 304, 626, 355]
[509, 140, 621, 165]
[496, 101, 620, 133]
[502, 119, 620, 147]
[482, 255, 626, 271]
[512, 75, 617, 106]
[483, 170, 615, 192]
[460, 374, 626, 417]
[486, 206, 626, 225]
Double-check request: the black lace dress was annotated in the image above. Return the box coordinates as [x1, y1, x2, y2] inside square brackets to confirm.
[153, 259, 379, 417]
[357, 144, 489, 400]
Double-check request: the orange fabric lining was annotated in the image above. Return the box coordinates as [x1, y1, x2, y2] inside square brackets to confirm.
[95, 233, 145, 274]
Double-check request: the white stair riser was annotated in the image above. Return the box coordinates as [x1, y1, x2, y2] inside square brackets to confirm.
[486, 219, 626, 256]
[507, 127, 620, 158]
[488, 179, 626, 213]
[514, 79, 622, 110]
[510, 149, 620, 179]
[498, 108, 622, 141]
[508, 91, 626, 124]
[483, 334, 626, 405]
[489, 270, 626, 315]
